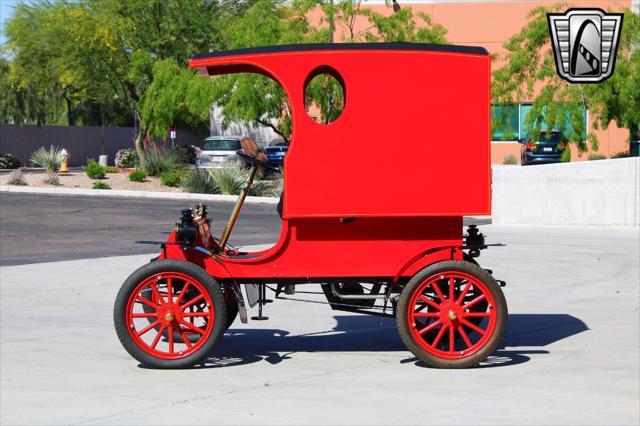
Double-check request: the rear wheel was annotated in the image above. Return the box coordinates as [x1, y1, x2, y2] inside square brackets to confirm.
[114, 260, 226, 368]
[397, 260, 507, 368]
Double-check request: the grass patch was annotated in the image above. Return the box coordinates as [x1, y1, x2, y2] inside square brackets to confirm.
[128, 168, 147, 182]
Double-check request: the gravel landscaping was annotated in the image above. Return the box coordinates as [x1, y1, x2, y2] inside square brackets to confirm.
[0, 170, 183, 193]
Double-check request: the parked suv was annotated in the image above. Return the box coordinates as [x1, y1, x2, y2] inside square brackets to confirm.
[195, 136, 242, 169]
[520, 131, 568, 165]
[264, 139, 288, 167]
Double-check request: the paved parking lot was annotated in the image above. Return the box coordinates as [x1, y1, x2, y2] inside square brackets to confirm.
[1, 223, 638, 425]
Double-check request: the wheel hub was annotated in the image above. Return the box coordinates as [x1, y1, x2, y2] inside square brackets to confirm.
[165, 312, 174, 322]
[448, 310, 457, 321]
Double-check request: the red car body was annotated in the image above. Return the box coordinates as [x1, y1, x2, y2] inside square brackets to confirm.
[114, 43, 507, 370]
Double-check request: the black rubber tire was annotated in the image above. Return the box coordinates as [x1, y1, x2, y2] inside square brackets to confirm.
[396, 260, 507, 369]
[223, 286, 239, 329]
[114, 260, 227, 369]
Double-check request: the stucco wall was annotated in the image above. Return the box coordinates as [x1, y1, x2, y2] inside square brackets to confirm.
[492, 158, 640, 226]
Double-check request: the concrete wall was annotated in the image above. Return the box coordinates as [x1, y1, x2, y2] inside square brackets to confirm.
[492, 158, 639, 227]
[0, 125, 203, 167]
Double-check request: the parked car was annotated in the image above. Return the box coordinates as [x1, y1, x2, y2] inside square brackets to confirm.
[195, 136, 242, 168]
[264, 140, 288, 167]
[520, 131, 568, 165]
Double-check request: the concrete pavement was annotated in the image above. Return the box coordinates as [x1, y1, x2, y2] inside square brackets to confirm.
[1, 223, 638, 425]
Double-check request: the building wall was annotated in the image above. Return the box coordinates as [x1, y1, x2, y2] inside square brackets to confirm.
[0, 125, 203, 167]
[321, 0, 632, 163]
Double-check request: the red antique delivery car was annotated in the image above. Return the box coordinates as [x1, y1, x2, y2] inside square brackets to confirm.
[114, 43, 507, 369]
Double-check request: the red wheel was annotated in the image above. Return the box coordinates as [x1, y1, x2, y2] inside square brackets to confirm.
[397, 260, 507, 368]
[114, 260, 226, 368]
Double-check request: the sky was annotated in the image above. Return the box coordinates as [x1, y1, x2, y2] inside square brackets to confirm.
[0, 0, 19, 47]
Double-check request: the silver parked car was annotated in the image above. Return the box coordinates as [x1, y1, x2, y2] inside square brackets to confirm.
[195, 136, 242, 169]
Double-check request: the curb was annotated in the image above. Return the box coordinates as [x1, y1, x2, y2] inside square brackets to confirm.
[0, 185, 279, 204]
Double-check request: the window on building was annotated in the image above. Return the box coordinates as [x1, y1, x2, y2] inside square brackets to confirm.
[492, 103, 587, 141]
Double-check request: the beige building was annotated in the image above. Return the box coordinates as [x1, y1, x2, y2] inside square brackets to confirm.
[314, 0, 634, 164]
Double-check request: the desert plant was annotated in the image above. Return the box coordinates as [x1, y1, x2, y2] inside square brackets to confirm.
[588, 153, 607, 161]
[265, 176, 284, 198]
[209, 163, 246, 195]
[502, 154, 518, 165]
[182, 169, 217, 194]
[86, 161, 107, 179]
[175, 144, 197, 164]
[0, 153, 22, 169]
[160, 169, 185, 187]
[115, 148, 138, 168]
[128, 168, 147, 182]
[611, 151, 630, 159]
[30, 146, 63, 181]
[143, 146, 182, 176]
[104, 166, 119, 173]
[92, 181, 111, 190]
[6, 168, 27, 185]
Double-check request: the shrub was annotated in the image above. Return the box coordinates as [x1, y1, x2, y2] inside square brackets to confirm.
[128, 168, 147, 182]
[611, 151, 629, 159]
[104, 166, 119, 173]
[86, 161, 107, 179]
[182, 169, 217, 194]
[0, 153, 21, 169]
[6, 168, 27, 185]
[175, 144, 197, 164]
[209, 163, 246, 195]
[115, 148, 138, 168]
[143, 146, 182, 176]
[561, 148, 571, 162]
[160, 169, 185, 187]
[588, 153, 606, 161]
[92, 181, 111, 190]
[30, 146, 63, 177]
[502, 154, 518, 165]
[265, 176, 284, 198]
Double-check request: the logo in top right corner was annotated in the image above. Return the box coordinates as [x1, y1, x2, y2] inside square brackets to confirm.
[548, 9, 624, 83]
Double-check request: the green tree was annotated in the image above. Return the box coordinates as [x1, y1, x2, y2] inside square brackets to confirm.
[492, 5, 639, 153]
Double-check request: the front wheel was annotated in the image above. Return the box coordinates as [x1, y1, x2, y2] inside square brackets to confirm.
[396, 260, 507, 368]
[114, 260, 227, 368]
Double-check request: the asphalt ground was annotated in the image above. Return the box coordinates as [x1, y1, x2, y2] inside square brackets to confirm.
[0, 193, 281, 266]
[1, 221, 638, 425]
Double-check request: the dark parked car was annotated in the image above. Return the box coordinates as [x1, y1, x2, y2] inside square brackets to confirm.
[520, 131, 568, 165]
[264, 140, 288, 167]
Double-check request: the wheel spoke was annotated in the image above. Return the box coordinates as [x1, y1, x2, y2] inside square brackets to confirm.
[458, 325, 473, 349]
[180, 293, 204, 310]
[167, 278, 173, 304]
[414, 312, 439, 318]
[449, 277, 455, 302]
[431, 323, 448, 348]
[463, 294, 486, 310]
[182, 312, 211, 318]
[168, 324, 174, 353]
[174, 282, 191, 306]
[149, 282, 164, 306]
[456, 281, 472, 305]
[179, 330, 193, 348]
[179, 319, 205, 335]
[418, 319, 442, 335]
[449, 325, 455, 353]
[136, 319, 161, 336]
[131, 312, 158, 318]
[135, 295, 160, 311]
[419, 295, 441, 310]
[462, 319, 486, 335]
[464, 312, 491, 318]
[151, 324, 167, 349]
[432, 281, 446, 302]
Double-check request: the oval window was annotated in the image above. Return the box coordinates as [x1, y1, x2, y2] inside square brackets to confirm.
[304, 68, 345, 124]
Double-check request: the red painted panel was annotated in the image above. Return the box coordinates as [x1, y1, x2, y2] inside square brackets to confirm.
[189, 45, 491, 218]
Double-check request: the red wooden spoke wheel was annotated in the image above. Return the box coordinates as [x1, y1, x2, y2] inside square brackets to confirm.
[114, 260, 227, 369]
[397, 260, 507, 369]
